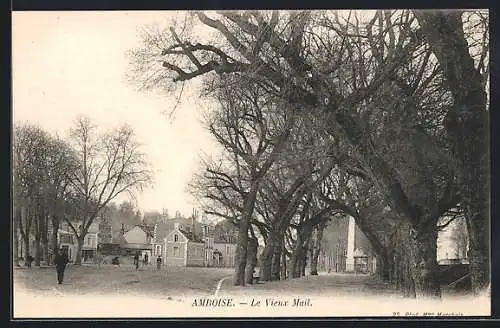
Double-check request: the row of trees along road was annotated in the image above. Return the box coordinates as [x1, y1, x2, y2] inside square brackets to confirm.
[127, 10, 489, 298]
[13, 116, 153, 266]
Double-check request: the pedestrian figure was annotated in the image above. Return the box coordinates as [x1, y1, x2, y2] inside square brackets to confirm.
[54, 248, 69, 284]
[96, 252, 103, 268]
[112, 256, 120, 266]
[26, 255, 34, 268]
[134, 252, 139, 270]
[144, 253, 149, 266]
[156, 255, 162, 270]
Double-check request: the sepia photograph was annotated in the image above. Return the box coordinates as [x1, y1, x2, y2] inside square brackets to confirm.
[11, 9, 491, 318]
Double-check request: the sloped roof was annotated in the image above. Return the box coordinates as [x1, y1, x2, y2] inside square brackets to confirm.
[155, 221, 170, 243]
[121, 243, 152, 250]
[178, 229, 204, 243]
[111, 231, 127, 244]
[154, 217, 206, 243]
[136, 224, 155, 238]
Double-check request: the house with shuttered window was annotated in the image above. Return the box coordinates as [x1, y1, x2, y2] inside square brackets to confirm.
[152, 214, 219, 267]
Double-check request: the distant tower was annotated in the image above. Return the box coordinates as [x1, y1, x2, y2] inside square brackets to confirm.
[345, 216, 356, 272]
[162, 208, 169, 220]
[191, 210, 197, 235]
[201, 212, 208, 224]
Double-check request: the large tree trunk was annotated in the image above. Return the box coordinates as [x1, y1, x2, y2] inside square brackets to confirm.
[20, 206, 32, 267]
[280, 245, 287, 280]
[74, 236, 84, 265]
[41, 214, 49, 265]
[310, 224, 326, 275]
[403, 257, 416, 298]
[290, 224, 313, 278]
[395, 253, 402, 290]
[270, 234, 283, 281]
[259, 243, 274, 281]
[414, 11, 490, 295]
[34, 214, 42, 267]
[13, 208, 20, 267]
[397, 221, 441, 299]
[300, 245, 308, 277]
[23, 236, 30, 267]
[308, 238, 314, 275]
[467, 214, 489, 294]
[299, 238, 310, 277]
[50, 217, 59, 265]
[289, 243, 303, 278]
[260, 228, 280, 281]
[234, 182, 259, 286]
[310, 250, 321, 275]
[245, 237, 258, 285]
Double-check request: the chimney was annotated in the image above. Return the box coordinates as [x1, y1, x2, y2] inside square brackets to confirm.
[191, 209, 196, 237]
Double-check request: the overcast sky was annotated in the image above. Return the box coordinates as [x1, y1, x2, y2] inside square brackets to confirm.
[12, 11, 219, 217]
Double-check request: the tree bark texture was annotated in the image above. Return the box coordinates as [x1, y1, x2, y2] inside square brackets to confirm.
[245, 237, 258, 284]
[234, 181, 259, 286]
[414, 10, 490, 295]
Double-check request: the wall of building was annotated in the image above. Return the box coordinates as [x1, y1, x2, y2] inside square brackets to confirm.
[214, 242, 237, 267]
[165, 241, 187, 266]
[123, 227, 148, 244]
[186, 242, 205, 267]
[322, 216, 349, 272]
[98, 220, 113, 244]
[354, 225, 374, 256]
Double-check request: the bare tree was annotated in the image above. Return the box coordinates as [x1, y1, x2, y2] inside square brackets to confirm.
[413, 10, 490, 295]
[13, 124, 53, 267]
[65, 116, 152, 265]
[128, 9, 488, 297]
[190, 77, 294, 285]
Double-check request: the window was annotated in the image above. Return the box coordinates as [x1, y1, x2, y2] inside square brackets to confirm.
[174, 234, 178, 242]
[60, 234, 73, 244]
[85, 235, 96, 248]
[155, 245, 161, 256]
[173, 246, 179, 257]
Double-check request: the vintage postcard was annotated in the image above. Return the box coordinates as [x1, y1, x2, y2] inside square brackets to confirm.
[11, 9, 491, 318]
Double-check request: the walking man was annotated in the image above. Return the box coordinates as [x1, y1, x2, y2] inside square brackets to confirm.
[134, 252, 139, 271]
[26, 255, 34, 268]
[96, 251, 103, 268]
[54, 248, 69, 284]
[156, 255, 162, 270]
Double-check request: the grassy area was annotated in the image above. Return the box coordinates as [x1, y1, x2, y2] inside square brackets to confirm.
[13, 267, 489, 318]
[218, 272, 402, 298]
[14, 264, 233, 299]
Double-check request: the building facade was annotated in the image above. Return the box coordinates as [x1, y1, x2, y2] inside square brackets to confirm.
[316, 215, 376, 274]
[153, 214, 238, 267]
[118, 225, 154, 262]
[163, 222, 205, 266]
[213, 242, 237, 267]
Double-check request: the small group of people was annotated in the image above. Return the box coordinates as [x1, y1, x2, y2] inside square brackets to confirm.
[24, 255, 34, 267]
[133, 252, 163, 270]
[23, 248, 70, 285]
[51, 248, 165, 285]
